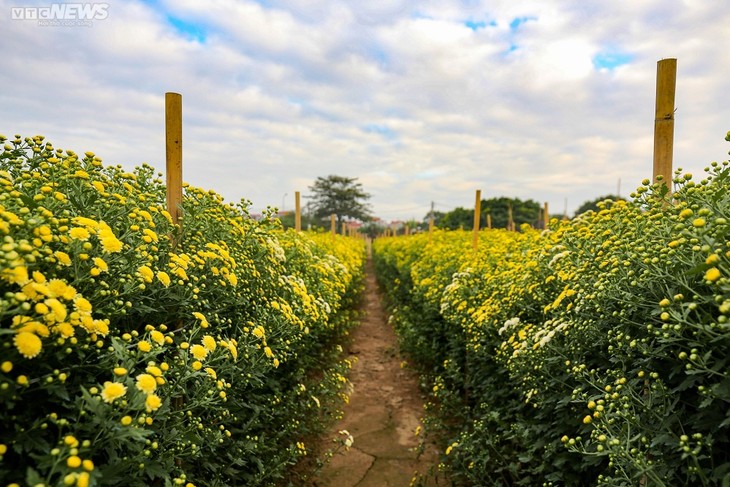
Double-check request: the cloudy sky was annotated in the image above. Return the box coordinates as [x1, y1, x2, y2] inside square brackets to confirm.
[1, 0, 728, 221]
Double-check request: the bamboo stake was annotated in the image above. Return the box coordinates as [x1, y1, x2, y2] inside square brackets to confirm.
[508, 203, 513, 231]
[165, 93, 183, 228]
[652, 58, 677, 194]
[294, 191, 301, 232]
[330, 214, 336, 236]
[487, 213, 492, 229]
[472, 189, 481, 250]
[544, 202, 549, 229]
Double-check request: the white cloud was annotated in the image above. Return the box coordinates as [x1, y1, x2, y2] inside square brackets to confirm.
[0, 0, 728, 222]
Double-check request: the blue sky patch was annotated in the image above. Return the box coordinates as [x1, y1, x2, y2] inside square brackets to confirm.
[464, 19, 490, 31]
[464, 19, 497, 31]
[167, 16, 207, 43]
[509, 16, 537, 31]
[592, 50, 634, 70]
[364, 124, 397, 140]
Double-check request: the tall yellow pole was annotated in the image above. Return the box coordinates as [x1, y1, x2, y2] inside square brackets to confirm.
[472, 189, 481, 250]
[294, 191, 301, 231]
[652, 58, 677, 194]
[165, 93, 183, 227]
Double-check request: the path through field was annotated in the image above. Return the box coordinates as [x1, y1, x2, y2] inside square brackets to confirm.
[309, 255, 449, 487]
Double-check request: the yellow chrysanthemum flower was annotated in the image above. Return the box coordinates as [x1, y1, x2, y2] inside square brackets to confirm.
[227, 341, 238, 360]
[54, 322, 75, 338]
[202, 335, 217, 352]
[1, 263, 29, 284]
[192, 311, 209, 328]
[150, 330, 165, 345]
[145, 394, 162, 412]
[69, 227, 91, 241]
[92, 319, 109, 336]
[48, 279, 76, 300]
[146, 365, 163, 377]
[191, 344, 208, 360]
[97, 224, 123, 253]
[45, 298, 68, 322]
[13, 332, 42, 359]
[77, 472, 90, 487]
[100, 381, 126, 403]
[54, 251, 72, 266]
[705, 267, 721, 282]
[67, 455, 82, 468]
[71, 216, 99, 229]
[74, 296, 93, 314]
[92, 257, 108, 272]
[142, 228, 158, 243]
[138, 265, 154, 283]
[100, 235, 123, 253]
[135, 374, 157, 394]
[138, 340, 152, 353]
[156, 271, 171, 287]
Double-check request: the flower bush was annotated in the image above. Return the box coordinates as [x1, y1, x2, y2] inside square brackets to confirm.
[374, 132, 730, 486]
[0, 135, 365, 486]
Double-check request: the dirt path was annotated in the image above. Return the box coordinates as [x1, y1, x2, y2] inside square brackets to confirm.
[308, 256, 449, 487]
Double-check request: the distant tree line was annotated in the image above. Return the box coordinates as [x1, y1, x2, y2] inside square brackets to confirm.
[276, 173, 624, 235]
[429, 194, 625, 231]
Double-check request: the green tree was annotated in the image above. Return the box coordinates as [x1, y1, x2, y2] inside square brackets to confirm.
[435, 197, 542, 230]
[437, 207, 473, 230]
[574, 194, 625, 217]
[278, 211, 318, 231]
[308, 175, 372, 226]
[483, 197, 541, 229]
[359, 221, 382, 238]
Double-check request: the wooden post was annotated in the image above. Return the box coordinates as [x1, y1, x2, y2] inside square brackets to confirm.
[487, 213, 492, 229]
[165, 93, 183, 227]
[508, 203, 513, 231]
[543, 202, 549, 229]
[294, 191, 301, 232]
[330, 214, 335, 236]
[472, 189, 481, 250]
[341, 222, 346, 236]
[652, 58, 677, 193]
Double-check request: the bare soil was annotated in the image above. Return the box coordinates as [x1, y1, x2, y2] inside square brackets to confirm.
[306, 256, 451, 487]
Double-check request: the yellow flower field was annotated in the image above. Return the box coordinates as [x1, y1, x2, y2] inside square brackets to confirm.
[0, 135, 365, 486]
[374, 132, 730, 486]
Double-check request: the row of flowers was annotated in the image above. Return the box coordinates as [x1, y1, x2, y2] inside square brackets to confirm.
[374, 133, 730, 486]
[0, 135, 365, 486]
